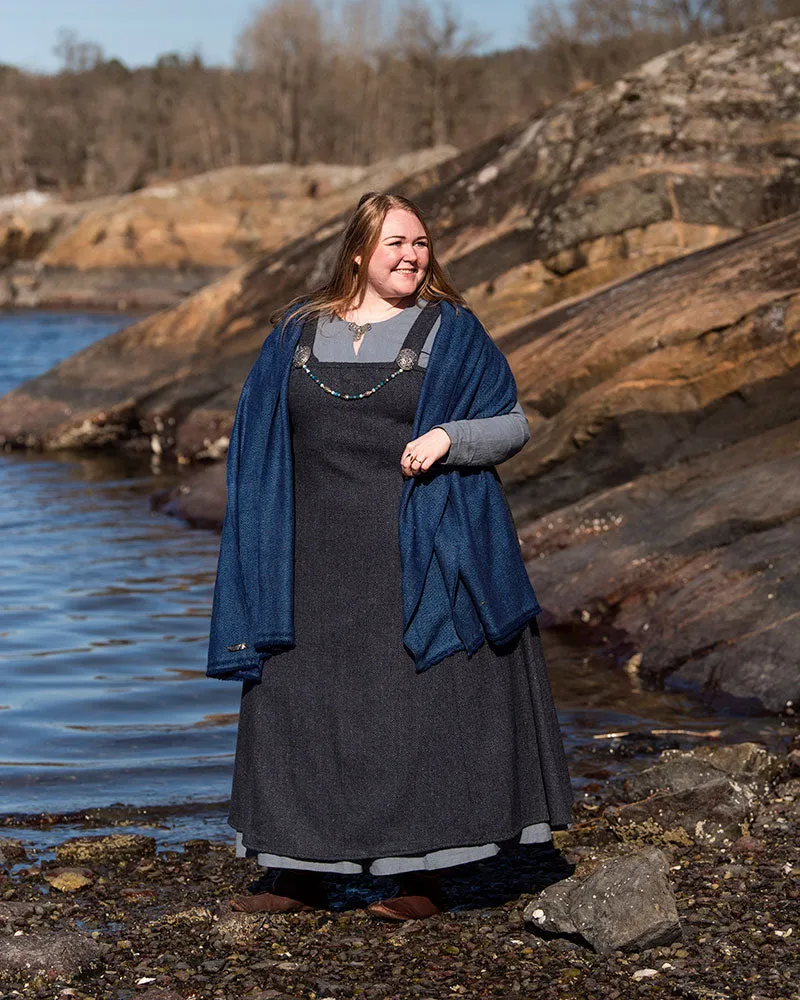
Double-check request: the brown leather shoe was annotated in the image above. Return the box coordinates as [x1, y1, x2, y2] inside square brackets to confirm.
[229, 890, 319, 913]
[367, 871, 444, 921]
[367, 893, 442, 921]
[229, 870, 328, 913]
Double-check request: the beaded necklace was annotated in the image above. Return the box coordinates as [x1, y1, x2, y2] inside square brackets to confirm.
[292, 344, 418, 400]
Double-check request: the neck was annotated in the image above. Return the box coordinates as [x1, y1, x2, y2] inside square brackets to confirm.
[346, 288, 418, 320]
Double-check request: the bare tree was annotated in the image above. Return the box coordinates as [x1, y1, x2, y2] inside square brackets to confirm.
[236, 0, 325, 164]
[53, 29, 104, 73]
[0, 70, 31, 192]
[530, 0, 797, 74]
[0, 0, 793, 200]
[389, 0, 487, 147]
[325, 0, 387, 162]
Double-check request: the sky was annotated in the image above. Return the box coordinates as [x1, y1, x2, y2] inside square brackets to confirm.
[0, 0, 538, 73]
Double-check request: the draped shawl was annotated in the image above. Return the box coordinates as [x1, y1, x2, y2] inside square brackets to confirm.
[206, 299, 540, 681]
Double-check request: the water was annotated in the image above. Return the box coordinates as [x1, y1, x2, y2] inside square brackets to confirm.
[0, 312, 793, 848]
[0, 313, 239, 824]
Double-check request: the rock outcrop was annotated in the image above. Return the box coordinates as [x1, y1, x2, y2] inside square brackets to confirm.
[0, 148, 457, 310]
[504, 209, 799, 714]
[622, 743, 787, 802]
[601, 743, 787, 848]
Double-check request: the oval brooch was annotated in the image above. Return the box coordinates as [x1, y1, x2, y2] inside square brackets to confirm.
[293, 345, 311, 368]
[396, 349, 418, 371]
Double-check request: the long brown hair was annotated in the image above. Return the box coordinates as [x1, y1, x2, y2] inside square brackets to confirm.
[271, 192, 467, 329]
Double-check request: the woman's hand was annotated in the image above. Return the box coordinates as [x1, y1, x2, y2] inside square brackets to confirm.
[401, 428, 451, 478]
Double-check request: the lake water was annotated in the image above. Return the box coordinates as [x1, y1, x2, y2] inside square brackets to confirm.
[0, 312, 791, 847]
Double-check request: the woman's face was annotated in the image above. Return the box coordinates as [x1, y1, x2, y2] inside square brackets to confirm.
[356, 208, 430, 301]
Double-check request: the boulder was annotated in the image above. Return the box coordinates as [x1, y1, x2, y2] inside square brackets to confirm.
[660, 743, 786, 792]
[55, 833, 156, 866]
[0, 930, 103, 978]
[605, 777, 759, 846]
[524, 846, 681, 953]
[622, 758, 725, 803]
[623, 742, 785, 801]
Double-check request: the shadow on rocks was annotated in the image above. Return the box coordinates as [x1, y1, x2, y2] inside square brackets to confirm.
[307, 842, 576, 913]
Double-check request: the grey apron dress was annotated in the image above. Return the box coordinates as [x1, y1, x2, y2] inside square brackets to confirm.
[228, 303, 574, 873]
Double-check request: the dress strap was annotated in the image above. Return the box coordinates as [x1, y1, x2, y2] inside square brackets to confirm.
[292, 315, 319, 368]
[394, 301, 441, 371]
[291, 302, 440, 371]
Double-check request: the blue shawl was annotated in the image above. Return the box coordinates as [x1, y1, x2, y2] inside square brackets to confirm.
[206, 299, 540, 681]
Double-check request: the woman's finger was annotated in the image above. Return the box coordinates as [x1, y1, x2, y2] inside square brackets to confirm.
[400, 447, 428, 477]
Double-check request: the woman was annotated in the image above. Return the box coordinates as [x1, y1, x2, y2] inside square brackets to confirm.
[207, 192, 574, 921]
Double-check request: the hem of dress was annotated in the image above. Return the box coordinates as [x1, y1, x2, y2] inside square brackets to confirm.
[231, 818, 562, 875]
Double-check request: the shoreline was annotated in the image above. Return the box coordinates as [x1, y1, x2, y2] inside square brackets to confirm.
[1, 736, 797, 996]
[0, 264, 227, 314]
[3, 724, 796, 849]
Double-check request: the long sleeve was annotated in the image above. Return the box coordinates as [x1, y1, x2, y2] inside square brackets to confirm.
[433, 401, 530, 467]
[417, 315, 530, 467]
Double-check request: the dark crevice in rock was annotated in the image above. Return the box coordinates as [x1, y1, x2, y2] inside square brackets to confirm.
[669, 511, 800, 556]
[508, 362, 800, 520]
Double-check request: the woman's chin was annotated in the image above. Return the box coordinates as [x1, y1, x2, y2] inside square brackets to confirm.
[389, 281, 422, 300]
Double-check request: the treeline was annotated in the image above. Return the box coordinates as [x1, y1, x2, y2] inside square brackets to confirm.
[0, 0, 796, 200]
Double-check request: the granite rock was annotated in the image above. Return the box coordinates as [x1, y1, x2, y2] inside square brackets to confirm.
[0, 149, 457, 310]
[524, 846, 681, 953]
[623, 742, 786, 801]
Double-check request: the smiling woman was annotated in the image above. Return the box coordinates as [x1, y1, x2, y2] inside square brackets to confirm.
[208, 191, 574, 921]
[348, 209, 431, 322]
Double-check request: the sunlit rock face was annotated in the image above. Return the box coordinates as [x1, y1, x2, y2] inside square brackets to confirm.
[0, 20, 798, 713]
[503, 212, 799, 715]
[0, 147, 457, 309]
